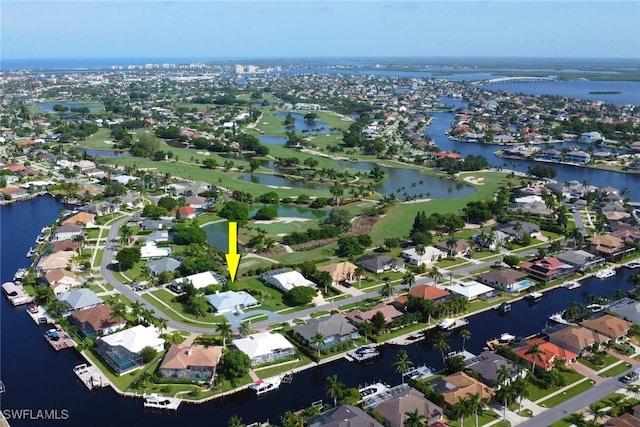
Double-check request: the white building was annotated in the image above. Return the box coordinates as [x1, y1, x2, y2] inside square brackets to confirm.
[579, 131, 602, 143]
[445, 281, 495, 301]
[172, 271, 226, 290]
[401, 246, 445, 267]
[262, 269, 316, 293]
[139, 242, 172, 259]
[206, 291, 259, 313]
[233, 332, 295, 366]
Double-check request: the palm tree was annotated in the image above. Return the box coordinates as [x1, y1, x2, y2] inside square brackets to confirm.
[452, 396, 471, 427]
[513, 377, 530, 414]
[432, 331, 451, 365]
[403, 271, 416, 290]
[466, 392, 487, 427]
[311, 332, 325, 358]
[460, 329, 471, 352]
[155, 317, 168, 334]
[238, 321, 252, 337]
[216, 319, 233, 348]
[111, 301, 127, 323]
[326, 374, 344, 407]
[403, 409, 427, 427]
[393, 349, 413, 383]
[513, 221, 523, 240]
[445, 234, 459, 258]
[120, 224, 132, 246]
[130, 301, 143, 323]
[495, 381, 516, 420]
[525, 342, 544, 376]
[355, 265, 365, 288]
[608, 394, 628, 417]
[141, 308, 156, 327]
[589, 401, 606, 423]
[427, 266, 442, 286]
[381, 282, 394, 297]
[227, 415, 245, 427]
[496, 364, 513, 386]
[416, 244, 426, 266]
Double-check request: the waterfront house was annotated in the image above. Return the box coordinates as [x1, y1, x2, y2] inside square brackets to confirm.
[579, 131, 603, 143]
[555, 249, 605, 272]
[610, 222, 640, 245]
[1, 186, 29, 200]
[608, 297, 640, 324]
[233, 332, 295, 366]
[170, 271, 226, 291]
[401, 246, 445, 267]
[175, 206, 196, 219]
[205, 290, 259, 314]
[36, 251, 76, 274]
[145, 257, 181, 276]
[564, 150, 591, 165]
[146, 230, 169, 244]
[293, 314, 359, 350]
[306, 405, 384, 427]
[434, 239, 470, 258]
[57, 288, 103, 314]
[372, 386, 444, 427]
[345, 303, 404, 326]
[61, 212, 96, 227]
[95, 325, 165, 374]
[87, 202, 119, 216]
[44, 269, 82, 294]
[429, 371, 494, 406]
[520, 257, 575, 282]
[545, 325, 609, 357]
[52, 223, 83, 241]
[536, 149, 562, 162]
[317, 261, 359, 286]
[394, 285, 453, 306]
[515, 338, 578, 371]
[465, 351, 527, 387]
[358, 254, 402, 274]
[158, 344, 222, 381]
[478, 268, 529, 292]
[139, 241, 172, 259]
[184, 195, 206, 209]
[262, 269, 316, 293]
[586, 234, 635, 261]
[445, 281, 495, 301]
[48, 241, 83, 257]
[581, 314, 633, 341]
[69, 304, 127, 338]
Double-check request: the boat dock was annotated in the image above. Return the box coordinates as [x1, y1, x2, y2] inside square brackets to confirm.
[73, 364, 110, 390]
[2, 282, 34, 306]
[26, 304, 54, 325]
[402, 364, 434, 381]
[44, 326, 76, 351]
[143, 393, 182, 410]
[438, 317, 469, 331]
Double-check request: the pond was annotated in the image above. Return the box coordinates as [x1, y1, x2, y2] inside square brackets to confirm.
[258, 135, 288, 145]
[77, 148, 127, 158]
[203, 206, 328, 250]
[38, 102, 102, 112]
[238, 173, 331, 190]
[274, 112, 330, 134]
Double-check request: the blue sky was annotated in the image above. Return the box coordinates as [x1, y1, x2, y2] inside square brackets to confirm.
[2, 1, 639, 59]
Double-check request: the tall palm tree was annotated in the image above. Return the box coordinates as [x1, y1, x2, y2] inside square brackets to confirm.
[589, 401, 606, 423]
[382, 282, 394, 297]
[496, 364, 513, 386]
[416, 244, 426, 266]
[452, 396, 471, 427]
[238, 321, 252, 337]
[432, 331, 451, 365]
[445, 234, 459, 258]
[512, 377, 530, 414]
[130, 301, 143, 323]
[311, 332, 325, 358]
[403, 409, 427, 427]
[460, 329, 471, 352]
[403, 271, 416, 290]
[155, 317, 168, 334]
[216, 319, 233, 348]
[525, 343, 544, 376]
[120, 224, 132, 246]
[495, 381, 516, 420]
[608, 394, 628, 417]
[355, 265, 365, 288]
[326, 374, 344, 407]
[393, 349, 413, 383]
[111, 301, 127, 322]
[427, 266, 442, 286]
[227, 415, 245, 427]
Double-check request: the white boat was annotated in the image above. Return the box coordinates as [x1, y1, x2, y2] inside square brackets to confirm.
[438, 318, 469, 331]
[438, 318, 455, 329]
[587, 304, 605, 312]
[549, 312, 570, 325]
[402, 364, 434, 381]
[250, 375, 282, 396]
[13, 268, 28, 282]
[26, 247, 36, 258]
[525, 292, 543, 300]
[499, 333, 516, 343]
[143, 393, 181, 410]
[564, 281, 581, 290]
[346, 345, 380, 363]
[595, 268, 616, 279]
[624, 261, 640, 269]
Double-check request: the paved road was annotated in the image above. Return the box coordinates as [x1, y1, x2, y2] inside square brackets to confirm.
[518, 373, 632, 427]
[571, 207, 587, 237]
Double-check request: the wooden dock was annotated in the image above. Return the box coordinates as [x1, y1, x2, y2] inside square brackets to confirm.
[73, 364, 110, 390]
[44, 326, 76, 351]
[26, 304, 54, 325]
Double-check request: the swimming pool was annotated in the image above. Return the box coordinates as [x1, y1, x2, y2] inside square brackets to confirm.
[508, 279, 535, 292]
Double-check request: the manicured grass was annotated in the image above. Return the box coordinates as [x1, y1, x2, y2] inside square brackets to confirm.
[369, 171, 508, 245]
[377, 322, 429, 341]
[528, 371, 585, 402]
[92, 249, 104, 268]
[86, 228, 102, 239]
[82, 348, 141, 391]
[447, 410, 502, 427]
[269, 243, 337, 264]
[143, 291, 223, 325]
[74, 128, 113, 150]
[538, 379, 594, 407]
[236, 278, 288, 312]
[578, 353, 619, 371]
[600, 362, 633, 377]
[253, 355, 313, 378]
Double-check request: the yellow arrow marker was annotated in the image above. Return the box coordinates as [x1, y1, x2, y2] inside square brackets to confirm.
[225, 221, 241, 282]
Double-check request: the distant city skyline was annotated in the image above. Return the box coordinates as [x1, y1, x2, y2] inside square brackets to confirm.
[2, 1, 639, 60]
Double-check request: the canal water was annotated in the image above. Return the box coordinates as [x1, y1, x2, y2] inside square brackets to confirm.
[1, 196, 637, 426]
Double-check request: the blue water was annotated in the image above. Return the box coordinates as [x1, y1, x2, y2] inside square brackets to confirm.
[257, 135, 287, 145]
[77, 148, 127, 158]
[273, 112, 330, 134]
[38, 102, 102, 112]
[1, 196, 639, 426]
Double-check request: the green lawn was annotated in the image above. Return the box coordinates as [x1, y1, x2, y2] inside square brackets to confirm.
[528, 371, 585, 402]
[599, 362, 633, 377]
[143, 291, 223, 325]
[538, 379, 594, 407]
[86, 228, 102, 239]
[236, 278, 289, 312]
[447, 410, 503, 427]
[75, 128, 113, 150]
[578, 353, 619, 371]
